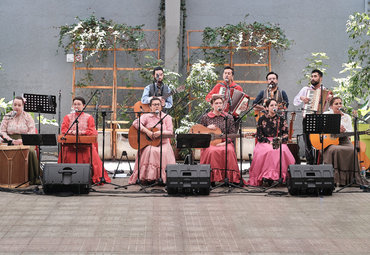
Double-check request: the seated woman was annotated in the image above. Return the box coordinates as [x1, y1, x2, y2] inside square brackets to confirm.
[128, 97, 176, 184]
[199, 94, 242, 185]
[247, 98, 295, 186]
[0, 96, 41, 184]
[58, 96, 111, 184]
[323, 96, 369, 186]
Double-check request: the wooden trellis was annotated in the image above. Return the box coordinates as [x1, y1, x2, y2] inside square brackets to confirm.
[186, 30, 272, 101]
[71, 29, 161, 159]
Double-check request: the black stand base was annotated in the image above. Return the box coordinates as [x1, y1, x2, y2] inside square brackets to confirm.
[263, 177, 284, 192]
[114, 178, 149, 193]
[336, 178, 358, 192]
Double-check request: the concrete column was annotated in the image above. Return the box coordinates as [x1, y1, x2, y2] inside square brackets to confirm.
[165, 0, 181, 73]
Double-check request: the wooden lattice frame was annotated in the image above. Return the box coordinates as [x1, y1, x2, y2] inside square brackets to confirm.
[71, 29, 161, 158]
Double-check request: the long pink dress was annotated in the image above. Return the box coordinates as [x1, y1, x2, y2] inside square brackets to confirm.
[199, 111, 242, 183]
[128, 112, 176, 184]
[247, 114, 295, 186]
[58, 112, 111, 184]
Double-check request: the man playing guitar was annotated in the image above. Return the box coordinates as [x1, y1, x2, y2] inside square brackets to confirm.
[141, 66, 173, 109]
[253, 71, 288, 120]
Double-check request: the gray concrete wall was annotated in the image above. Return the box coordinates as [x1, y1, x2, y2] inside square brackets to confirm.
[0, 0, 160, 129]
[185, 0, 365, 128]
[0, 0, 366, 156]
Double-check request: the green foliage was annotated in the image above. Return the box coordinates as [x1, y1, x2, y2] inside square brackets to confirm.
[201, 16, 293, 65]
[58, 15, 145, 59]
[332, 13, 370, 118]
[297, 52, 330, 85]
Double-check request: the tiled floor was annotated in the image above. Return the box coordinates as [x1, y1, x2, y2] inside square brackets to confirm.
[1, 158, 370, 254]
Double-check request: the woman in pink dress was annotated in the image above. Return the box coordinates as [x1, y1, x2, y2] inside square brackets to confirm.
[247, 98, 295, 186]
[128, 97, 176, 184]
[58, 96, 111, 184]
[0, 96, 40, 184]
[200, 94, 242, 185]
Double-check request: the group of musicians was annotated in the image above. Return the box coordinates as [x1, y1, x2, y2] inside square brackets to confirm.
[0, 67, 368, 187]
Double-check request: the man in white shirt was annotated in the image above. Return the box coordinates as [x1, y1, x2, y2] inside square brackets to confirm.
[293, 69, 330, 164]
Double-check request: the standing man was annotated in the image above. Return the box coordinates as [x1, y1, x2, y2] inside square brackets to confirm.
[206, 66, 247, 114]
[253, 71, 289, 112]
[141, 67, 173, 109]
[293, 69, 331, 164]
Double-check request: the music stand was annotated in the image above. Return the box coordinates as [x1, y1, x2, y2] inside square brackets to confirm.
[304, 114, 341, 165]
[176, 134, 211, 165]
[23, 93, 56, 135]
[16, 134, 57, 188]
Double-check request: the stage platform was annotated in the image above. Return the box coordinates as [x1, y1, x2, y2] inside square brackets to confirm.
[1, 155, 370, 254]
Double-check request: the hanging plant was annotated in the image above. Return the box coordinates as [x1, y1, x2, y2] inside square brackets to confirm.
[58, 15, 145, 59]
[201, 15, 293, 65]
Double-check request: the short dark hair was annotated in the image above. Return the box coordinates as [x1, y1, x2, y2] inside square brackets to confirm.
[266, 71, 278, 80]
[73, 96, 86, 105]
[265, 98, 277, 107]
[311, 69, 323, 77]
[152, 66, 163, 75]
[149, 97, 161, 106]
[223, 66, 234, 75]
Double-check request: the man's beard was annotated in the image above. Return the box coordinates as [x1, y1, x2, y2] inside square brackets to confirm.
[269, 82, 277, 88]
[311, 80, 319, 86]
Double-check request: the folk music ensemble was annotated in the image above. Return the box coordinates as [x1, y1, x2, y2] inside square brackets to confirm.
[1, 67, 368, 188]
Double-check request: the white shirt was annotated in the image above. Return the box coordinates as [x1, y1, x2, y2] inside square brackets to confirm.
[293, 84, 328, 106]
[324, 109, 353, 133]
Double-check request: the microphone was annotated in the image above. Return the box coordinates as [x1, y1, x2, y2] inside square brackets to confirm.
[269, 84, 273, 89]
[155, 110, 160, 116]
[10, 111, 17, 117]
[156, 74, 159, 81]
[339, 107, 345, 111]
[140, 106, 144, 112]
[225, 78, 228, 84]
[273, 108, 277, 113]
[217, 108, 222, 112]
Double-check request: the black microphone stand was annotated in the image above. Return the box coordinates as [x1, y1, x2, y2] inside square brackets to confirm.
[263, 110, 285, 191]
[336, 112, 367, 192]
[211, 79, 235, 191]
[226, 98, 265, 192]
[145, 93, 190, 189]
[61, 90, 99, 163]
[58, 90, 61, 155]
[114, 110, 150, 192]
[92, 110, 122, 189]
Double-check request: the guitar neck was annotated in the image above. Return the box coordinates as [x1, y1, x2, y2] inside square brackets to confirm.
[335, 130, 368, 138]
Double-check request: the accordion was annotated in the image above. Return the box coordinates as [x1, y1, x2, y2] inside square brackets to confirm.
[303, 88, 330, 117]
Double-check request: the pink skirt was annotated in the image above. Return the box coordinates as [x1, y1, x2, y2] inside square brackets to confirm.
[200, 143, 242, 183]
[247, 138, 295, 186]
[129, 141, 176, 184]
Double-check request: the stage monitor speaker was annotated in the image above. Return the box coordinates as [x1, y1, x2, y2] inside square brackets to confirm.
[43, 163, 92, 194]
[166, 164, 211, 195]
[286, 164, 335, 196]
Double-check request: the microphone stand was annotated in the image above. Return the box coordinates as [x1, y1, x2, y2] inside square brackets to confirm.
[94, 91, 101, 130]
[145, 93, 190, 189]
[336, 111, 367, 192]
[264, 110, 285, 191]
[61, 90, 98, 164]
[225, 98, 265, 192]
[114, 110, 151, 192]
[211, 79, 235, 191]
[58, 90, 61, 155]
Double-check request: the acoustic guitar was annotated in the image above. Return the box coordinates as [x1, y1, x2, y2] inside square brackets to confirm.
[310, 130, 370, 150]
[189, 124, 255, 147]
[128, 126, 176, 150]
[133, 85, 185, 115]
